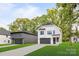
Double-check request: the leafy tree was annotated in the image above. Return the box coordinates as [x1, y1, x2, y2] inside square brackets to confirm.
[9, 18, 31, 32]
[47, 3, 79, 41]
[30, 15, 49, 34]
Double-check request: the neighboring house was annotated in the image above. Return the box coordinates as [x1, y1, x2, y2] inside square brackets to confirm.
[71, 4, 79, 43]
[37, 23, 62, 45]
[71, 4, 79, 42]
[74, 4, 79, 12]
[0, 28, 11, 44]
[71, 36, 79, 43]
[71, 23, 79, 43]
[10, 31, 37, 44]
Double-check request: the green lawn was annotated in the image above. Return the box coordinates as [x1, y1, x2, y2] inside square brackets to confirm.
[26, 42, 79, 56]
[0, 44, 10, 46]
[0, 44, 33, 52]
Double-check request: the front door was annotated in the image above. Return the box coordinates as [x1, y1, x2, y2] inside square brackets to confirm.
[53, 37, 59, 44]
[53, 37, 56, 44]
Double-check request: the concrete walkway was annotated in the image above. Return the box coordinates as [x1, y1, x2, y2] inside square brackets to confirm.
[0, 44, 46, 56]
[0, 44, 17, 48]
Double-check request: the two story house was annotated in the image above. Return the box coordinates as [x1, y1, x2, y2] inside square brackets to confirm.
[37, 23, 62, 45]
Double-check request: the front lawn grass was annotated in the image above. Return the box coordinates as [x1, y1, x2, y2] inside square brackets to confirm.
[26, 42, 79, 56]
[0, 44, 33, 52]
[0, 44, 10, 46]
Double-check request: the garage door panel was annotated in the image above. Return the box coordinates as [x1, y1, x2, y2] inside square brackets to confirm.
[14, 39, 23, 44]
[40, 38, 50, 44]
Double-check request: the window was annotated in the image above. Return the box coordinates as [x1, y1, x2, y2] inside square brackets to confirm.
[57, 37, 59, 42]
[4, 40, 6, 42]
[47, 31, 52, 35]
[53, 30, 55, 34]
[6, 35, 8, 38]
[8, 40, 10, 43]
[74, 38, 77, 41]
[40, 31, 44, 35]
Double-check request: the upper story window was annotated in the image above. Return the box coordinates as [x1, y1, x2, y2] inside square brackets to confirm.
[4, 40, 6, 42]
[6, 35, 8, 38]
[47, 31, 52, 35]
[53, 30, 55, 34]
[40, 31, 44, 35]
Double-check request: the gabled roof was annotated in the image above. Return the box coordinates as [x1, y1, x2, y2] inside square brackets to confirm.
[36, 22, 62, 33]
[36, 22, 53, 29]
[0, 28, 10, 35]
[37, 23, 61, 30]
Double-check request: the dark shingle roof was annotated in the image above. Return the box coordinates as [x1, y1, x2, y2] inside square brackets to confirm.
[0, 28, 10, 35]
[11, 31, 37, 36]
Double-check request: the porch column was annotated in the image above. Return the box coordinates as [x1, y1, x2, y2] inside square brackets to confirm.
[22, 39, 24, 44]
[51, 37, 53, 44]
[55, 37, 57, 44]
[38, 38, 40, 44]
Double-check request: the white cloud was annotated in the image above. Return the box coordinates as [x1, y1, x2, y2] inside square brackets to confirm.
[0, 4, 46, 30]
[0, 4, 15, 13]
[12, 5, 46, 19]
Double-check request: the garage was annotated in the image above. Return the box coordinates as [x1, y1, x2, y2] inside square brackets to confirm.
[12, 38, 23, 44]
[40, 38, 50, 44]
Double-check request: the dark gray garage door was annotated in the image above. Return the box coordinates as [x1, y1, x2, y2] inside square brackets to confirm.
[40, 38, 50, 44]
[12, 38, 23, 44]
[15, 39, 23, 44]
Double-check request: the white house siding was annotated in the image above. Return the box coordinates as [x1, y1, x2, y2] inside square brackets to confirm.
[0, 35, 11, 44]
[37, 25, 62, 45]
[71, 23, 79, 43]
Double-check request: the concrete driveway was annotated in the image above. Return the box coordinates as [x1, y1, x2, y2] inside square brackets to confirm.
[0, 44, 46, 56]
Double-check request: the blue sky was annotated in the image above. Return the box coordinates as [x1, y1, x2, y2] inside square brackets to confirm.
[0, 3, 56, 29]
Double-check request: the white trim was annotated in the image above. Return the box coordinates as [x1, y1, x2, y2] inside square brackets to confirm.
[38, 38, 40, 44]
[50, 38, 53, 44]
